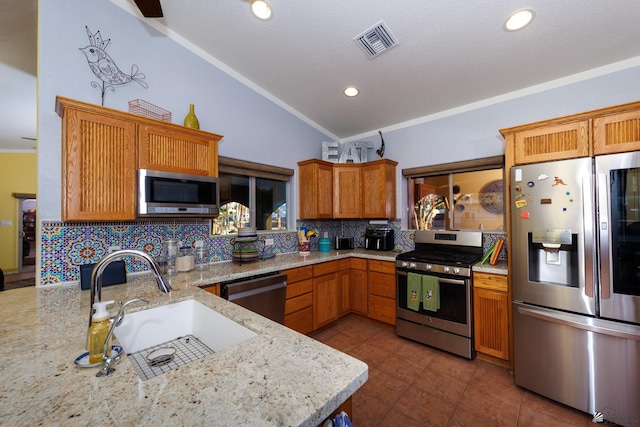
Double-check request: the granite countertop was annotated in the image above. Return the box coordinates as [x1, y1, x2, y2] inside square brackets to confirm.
[0, 249, 389, 426]
[159, 248, 399, 288]
[472, 260, 508, 275]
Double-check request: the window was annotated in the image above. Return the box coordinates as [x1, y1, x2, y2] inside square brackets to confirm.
[404, 156, 505, 231]
[212, 157, 292, 235]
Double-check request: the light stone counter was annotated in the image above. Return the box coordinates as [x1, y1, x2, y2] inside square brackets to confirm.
[0, 258, 371, 426]
[472, 260, 508, 275]
[161, 248, 398, 288]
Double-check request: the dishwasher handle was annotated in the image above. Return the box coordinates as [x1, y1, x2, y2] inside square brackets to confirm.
[222, 273, 287, 300]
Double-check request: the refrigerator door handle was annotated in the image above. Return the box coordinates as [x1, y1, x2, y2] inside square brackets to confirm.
[596, 172, 610, 300]
[516, 305, 640, 342]
[581, 174, 595, 298]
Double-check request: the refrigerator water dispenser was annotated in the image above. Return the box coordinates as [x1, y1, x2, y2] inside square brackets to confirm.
[527, 232, 579, 287]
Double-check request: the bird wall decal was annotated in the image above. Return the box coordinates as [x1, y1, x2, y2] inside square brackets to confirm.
[80, 26, 148, 105]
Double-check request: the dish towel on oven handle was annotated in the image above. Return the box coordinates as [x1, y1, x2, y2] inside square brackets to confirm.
[422, 275, 440, 312]
[407, 272, 422, 311]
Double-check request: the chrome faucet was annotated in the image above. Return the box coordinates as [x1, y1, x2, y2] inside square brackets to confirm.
[89, 249, 171, 328]
[96, 298, 148, 377]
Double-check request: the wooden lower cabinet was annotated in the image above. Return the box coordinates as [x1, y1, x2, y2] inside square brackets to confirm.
[283, 266, 314, 334]
[200, 283, 220, 296]
[313, 261, 340, 329]
[473, 272, 509, 361]
[338, 260, 351, 315]
[367, 260, 396, 325]
[282, 258, 397, 333]
[350, 258, 368, 315]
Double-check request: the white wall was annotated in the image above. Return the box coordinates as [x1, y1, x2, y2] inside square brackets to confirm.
[37, 0, 331, 221]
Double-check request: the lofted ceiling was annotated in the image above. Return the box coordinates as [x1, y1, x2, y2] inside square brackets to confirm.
[2, 1, 640, 151]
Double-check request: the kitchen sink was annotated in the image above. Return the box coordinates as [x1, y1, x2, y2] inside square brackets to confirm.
[114, 299, 257, 354]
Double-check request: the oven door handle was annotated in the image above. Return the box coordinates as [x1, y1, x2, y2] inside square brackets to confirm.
[397, 271, 466, 286]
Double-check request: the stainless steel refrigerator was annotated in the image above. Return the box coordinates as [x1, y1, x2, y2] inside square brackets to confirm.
[511, 152, 640, 426]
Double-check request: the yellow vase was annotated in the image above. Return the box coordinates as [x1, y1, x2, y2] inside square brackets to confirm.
[183, 104, 200, 129]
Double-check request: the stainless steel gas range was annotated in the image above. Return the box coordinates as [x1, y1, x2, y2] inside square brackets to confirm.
[396, 230, 483, 359]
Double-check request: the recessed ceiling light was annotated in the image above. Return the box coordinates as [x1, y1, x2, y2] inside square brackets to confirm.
[250, 0, 273, 21]
[344, 86, 359, 97]
[504, 8, 535, 31]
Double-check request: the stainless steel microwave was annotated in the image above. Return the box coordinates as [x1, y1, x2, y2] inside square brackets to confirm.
[138, 169, 219, 218]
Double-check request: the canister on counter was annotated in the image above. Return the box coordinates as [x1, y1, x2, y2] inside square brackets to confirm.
[176, 246, 195, 272]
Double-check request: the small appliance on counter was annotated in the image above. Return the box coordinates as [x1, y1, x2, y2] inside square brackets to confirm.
[334, 237, 354, 250]
[364, 228, 394, 251]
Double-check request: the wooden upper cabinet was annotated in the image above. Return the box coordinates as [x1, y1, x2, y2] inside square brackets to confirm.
[138, 123, 220, 177]
[512, 121, 590, 165]
[361, 159, 397, 219]
[333, 163, 361, 218]
[60, 106, 138, 221]
[593, 109, 640, 155]
[298, 159, 333, 219]
[56, 96, 222, 221]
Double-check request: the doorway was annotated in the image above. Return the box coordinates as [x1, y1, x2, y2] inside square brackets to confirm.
[13, 194, 36, 273]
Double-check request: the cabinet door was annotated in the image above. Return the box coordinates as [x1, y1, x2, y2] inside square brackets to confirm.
[138, 123, 220, 177]
[333, 164, 361, 218]
[313, 272, 339, 329]
[473, 287, 509, 360]
[350, 268, 368, 315]
[513, 121, 590, 164]
[593, 110, 640, 155]
[338, 269, 351, 315]
[298, 159, 333, 219]
[62, 108, 137, 221]
[361, 159, 397, 218]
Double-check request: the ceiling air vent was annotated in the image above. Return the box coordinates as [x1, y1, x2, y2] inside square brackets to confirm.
[353, 21, 399, 59]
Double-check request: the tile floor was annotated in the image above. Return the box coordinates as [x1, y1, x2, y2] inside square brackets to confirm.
[311, 315, 593, 427]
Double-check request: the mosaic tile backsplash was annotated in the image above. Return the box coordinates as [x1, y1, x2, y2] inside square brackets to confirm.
[40, 219, 506, 285]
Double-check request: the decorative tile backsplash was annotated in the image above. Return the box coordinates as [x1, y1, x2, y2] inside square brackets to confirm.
[40, 220, 298, 285]
[40, 219, 506, 285]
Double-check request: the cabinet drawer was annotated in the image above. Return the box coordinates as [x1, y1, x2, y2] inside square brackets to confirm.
[473, 272, 508, 292]
[283, 266, 313, 283]
[368, 295, 396, 325]
[286, 279, 313, 299]
[284, 306, 314, 335]
[338, 259, 351, 270]
[369, 271, 395, 298]
[285, 293, 313, 315]
[368, 260, 396, 275]
[351, 258, 367, 270]
[313, 261, 340, 277]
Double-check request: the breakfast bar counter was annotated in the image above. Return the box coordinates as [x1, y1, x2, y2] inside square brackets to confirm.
[0, 251, 374, 426]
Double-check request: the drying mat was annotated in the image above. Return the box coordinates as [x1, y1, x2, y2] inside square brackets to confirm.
[126, 335, 214, 381]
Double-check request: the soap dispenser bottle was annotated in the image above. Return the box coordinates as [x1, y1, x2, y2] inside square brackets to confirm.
[87, 300, 114, 364]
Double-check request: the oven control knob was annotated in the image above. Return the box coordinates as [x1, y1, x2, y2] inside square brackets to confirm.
[409, 262, 416, 269]
[443, 266, 450, 273]
[425, 264, 432, 271]
[400, 261, 408, 268]
[453, 267, 460, 275]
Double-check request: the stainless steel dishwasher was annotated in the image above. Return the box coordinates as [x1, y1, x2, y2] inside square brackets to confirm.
[220, 272, 287, 324]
